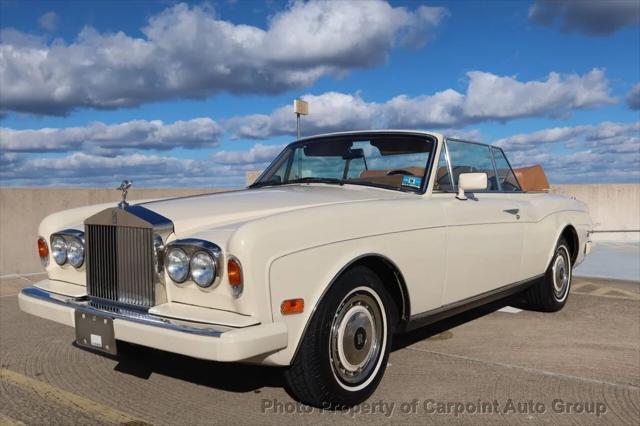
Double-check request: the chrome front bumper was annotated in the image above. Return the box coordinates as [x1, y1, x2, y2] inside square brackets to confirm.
[19, 285, 287, 362]
[584, 239, 594, 256]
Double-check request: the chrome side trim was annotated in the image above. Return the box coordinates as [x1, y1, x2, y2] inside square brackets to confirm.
[489, 145, 501, 192]
[443, 137, 455, 191]
[405, 274, 544, 331]
[21, 287, 229, 337]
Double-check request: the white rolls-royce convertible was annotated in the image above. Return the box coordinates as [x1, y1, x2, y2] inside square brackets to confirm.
[19, 130, 593, 408]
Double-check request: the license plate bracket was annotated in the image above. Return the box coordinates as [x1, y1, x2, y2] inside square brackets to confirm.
[74, 310, 117, 355]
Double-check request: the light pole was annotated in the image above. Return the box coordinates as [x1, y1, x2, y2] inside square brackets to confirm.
[293, 98, 309, 140]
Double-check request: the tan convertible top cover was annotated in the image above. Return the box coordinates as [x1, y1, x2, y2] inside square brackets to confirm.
[513, 165, 550, 192]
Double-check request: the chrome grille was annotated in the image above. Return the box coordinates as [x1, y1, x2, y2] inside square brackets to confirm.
[86, 224, 155, 308]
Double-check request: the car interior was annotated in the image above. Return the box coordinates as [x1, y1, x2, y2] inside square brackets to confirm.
[353, 166, 426, 187]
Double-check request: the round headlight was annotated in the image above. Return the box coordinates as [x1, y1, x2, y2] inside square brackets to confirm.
[67, 238, 84, 268]
[166, 248, 189, 283]
[190, 252, 216, 288]
[51, 236, 67, 265]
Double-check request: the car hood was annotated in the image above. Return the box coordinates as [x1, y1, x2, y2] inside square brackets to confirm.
[137, 184, 407, 234]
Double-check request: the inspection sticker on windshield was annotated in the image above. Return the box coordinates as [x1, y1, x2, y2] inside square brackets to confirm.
[402, 175, 422, 189]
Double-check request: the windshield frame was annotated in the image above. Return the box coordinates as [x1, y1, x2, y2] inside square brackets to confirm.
[250, 131, 438, 194]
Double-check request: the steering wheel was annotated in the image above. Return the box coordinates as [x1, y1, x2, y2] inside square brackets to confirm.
[386, 169, 416, 176]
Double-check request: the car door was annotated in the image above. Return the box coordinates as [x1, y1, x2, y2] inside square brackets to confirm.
[433, 139, 525, 305]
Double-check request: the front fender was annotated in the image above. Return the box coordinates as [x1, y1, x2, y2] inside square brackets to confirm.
[262, 226, 446, 366]
[264, 244, 370, 366]
[543, 213, 591, 269]
[523, 210, 591, 278]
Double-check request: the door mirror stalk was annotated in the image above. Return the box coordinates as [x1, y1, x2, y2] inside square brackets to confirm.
[456, 172, 488, 200]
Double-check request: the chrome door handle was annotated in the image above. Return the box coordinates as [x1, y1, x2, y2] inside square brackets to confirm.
[504, 208, 520, 220]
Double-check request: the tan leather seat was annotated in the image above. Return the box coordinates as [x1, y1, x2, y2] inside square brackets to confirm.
[359, 167, 425, 178]
[394, 167, 425, 177]
[359, 170, 389, 178]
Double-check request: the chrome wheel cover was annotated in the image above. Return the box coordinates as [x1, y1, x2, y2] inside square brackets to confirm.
[552, 246, 570, 300]
[330, 290, 384, 387]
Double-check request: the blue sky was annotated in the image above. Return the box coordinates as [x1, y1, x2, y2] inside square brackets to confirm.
[0, 0, 638, 187]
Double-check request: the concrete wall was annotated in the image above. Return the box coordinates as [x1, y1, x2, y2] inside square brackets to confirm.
[1, 184, 638, 275]
[551, 184, 640, 241]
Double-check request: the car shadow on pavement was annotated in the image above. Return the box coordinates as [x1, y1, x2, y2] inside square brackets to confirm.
[392, 295, 518, 351]
[110, 343, 285, 393]
[108, 294, 523, 394]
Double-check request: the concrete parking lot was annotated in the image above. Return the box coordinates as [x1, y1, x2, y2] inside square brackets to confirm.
[1, 274, 638, 425]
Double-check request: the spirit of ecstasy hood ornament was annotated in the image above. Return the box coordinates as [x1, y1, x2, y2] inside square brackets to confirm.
[117, 180, 133, 209]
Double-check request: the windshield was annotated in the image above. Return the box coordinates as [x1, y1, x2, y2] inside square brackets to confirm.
[252, 134, 435, 192]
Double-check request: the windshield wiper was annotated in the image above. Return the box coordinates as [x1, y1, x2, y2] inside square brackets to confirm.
[249, 176, 345, 189]
[286, 177, 345, 186]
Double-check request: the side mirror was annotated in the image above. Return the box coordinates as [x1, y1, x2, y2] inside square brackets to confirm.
[456, 172, 487, 200]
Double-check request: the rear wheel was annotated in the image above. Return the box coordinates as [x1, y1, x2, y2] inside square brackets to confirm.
[524, 237, 572, 312]
[284, 266, 395, 408]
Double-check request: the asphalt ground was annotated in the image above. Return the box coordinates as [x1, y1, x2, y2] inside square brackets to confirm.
[0, 274, 638, 425]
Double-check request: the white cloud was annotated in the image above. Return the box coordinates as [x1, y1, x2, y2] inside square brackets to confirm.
[459, 69, 613, 120]
[529, 0, 640, 35]
[0, 151, 21, 169]
[495, 121, 640, 150]
[495, 126, 588, 151]
[37, 12, 59, 32]
[0, 143, 280, 188]
[0, 1, 448, 115]
[628, 83, 640, 110]
[0, 153, 245, 187]
[228, 69, 614, 139]
[2, 124, 637, 186]
[439, 128, 483, 142]
[509, 148, 639, 183]
[585, 121, 640, 141]
[228, 92, 383, 139]
[211, 143, 284, 165]
[498, 121, 639, 184]
[0, 118, 222, 154]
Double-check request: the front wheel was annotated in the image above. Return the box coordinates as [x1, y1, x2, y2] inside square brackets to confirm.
[524, 237, 572, 312]
[284, 266, 395, 408]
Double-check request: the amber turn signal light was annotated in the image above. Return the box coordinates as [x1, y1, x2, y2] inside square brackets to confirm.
[37, 237, 49, 258]
[227, 257, 243, 286]
[281, 298, 304, 315]
[37, 237, 49, 267]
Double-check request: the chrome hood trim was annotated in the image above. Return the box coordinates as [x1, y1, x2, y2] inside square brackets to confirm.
[85, 204, 173, 233]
